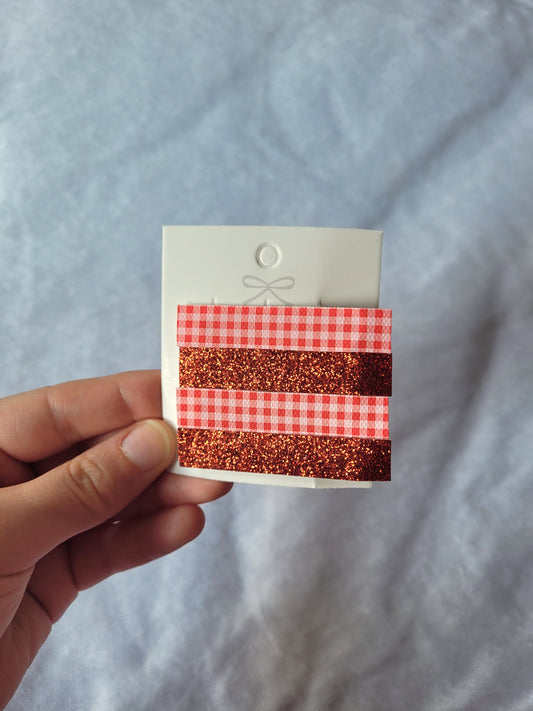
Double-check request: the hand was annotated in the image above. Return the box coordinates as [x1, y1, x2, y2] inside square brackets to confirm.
[0, 371, 231, 707]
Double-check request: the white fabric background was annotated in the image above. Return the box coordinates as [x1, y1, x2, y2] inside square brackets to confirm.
[1, 1, 533, 709]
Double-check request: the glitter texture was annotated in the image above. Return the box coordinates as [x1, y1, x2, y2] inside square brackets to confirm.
[179, 348, 392, 396]
[178, 429, 391, 480]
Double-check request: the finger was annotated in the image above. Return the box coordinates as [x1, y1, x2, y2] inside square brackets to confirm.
[26, 547, 78, 624]
[33, 426, 129, 477]
[68, 505, 204, 590]
[0, 419, 176, 566]
[0, 449, 34, 487]
[115, 472, 233, 521]
[0, 370, 161, 462]
[0, 593, 53, 709]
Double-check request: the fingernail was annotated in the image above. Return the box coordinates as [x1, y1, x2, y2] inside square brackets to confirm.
[121, 420, 172, 470]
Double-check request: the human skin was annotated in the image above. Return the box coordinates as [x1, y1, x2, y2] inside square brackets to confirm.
[0, 370, 231, 707]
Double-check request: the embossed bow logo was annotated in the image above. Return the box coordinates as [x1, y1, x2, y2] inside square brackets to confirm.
[241, 275, 295, 305]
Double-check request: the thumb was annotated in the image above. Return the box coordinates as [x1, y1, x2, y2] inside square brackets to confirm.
[0, 419, 176, 566]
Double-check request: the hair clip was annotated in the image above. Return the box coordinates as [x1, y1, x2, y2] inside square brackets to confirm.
[175, 305, 391, 481]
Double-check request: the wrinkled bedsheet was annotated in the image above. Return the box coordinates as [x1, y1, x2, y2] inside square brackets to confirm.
[2, 1, 533, 709]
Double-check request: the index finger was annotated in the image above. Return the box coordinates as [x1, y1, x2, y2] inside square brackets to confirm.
[0, 370, 163, 462]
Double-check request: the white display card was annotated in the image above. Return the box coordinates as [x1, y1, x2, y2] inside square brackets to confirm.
[162, 226, 384, 489]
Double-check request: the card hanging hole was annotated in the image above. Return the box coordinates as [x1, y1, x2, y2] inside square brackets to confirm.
[256, 243, 281, 269]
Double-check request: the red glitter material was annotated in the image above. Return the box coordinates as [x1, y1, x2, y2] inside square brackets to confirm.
[179, 348, 392, 396]
[178, 429, 391, 481]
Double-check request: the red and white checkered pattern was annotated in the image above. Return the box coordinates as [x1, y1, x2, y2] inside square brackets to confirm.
[177, 304, 392, 353]
[177, 388, 389, 439]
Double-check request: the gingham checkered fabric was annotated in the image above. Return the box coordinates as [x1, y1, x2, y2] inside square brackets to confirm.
[177, 305, 392, 353]
[177, 388, 389, 439]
